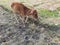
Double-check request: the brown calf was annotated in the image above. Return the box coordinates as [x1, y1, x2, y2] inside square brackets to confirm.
[11, 2, 38, 23]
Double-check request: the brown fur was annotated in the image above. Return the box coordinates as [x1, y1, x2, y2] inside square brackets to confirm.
[11, 2, 38, 21]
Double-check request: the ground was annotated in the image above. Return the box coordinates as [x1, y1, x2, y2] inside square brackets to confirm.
[0, 0, 60, 45]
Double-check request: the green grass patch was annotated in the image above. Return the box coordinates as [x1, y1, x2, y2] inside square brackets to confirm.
[57, 7, 60, 11]
[38, 9, 59, 18]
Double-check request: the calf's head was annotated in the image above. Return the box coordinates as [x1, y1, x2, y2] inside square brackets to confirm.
[30, 9, 38, 20]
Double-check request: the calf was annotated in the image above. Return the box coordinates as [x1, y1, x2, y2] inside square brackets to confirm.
[11, 2, 38, 23]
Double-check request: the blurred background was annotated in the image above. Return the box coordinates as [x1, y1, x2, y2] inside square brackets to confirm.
[0, 0, 60, 45]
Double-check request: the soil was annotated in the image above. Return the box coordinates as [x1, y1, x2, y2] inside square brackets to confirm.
[0, 5, 60, 45]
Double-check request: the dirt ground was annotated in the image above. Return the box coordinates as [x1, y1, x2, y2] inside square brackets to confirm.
[0, 5, 60, 45]
[0, 0, 60, 45]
